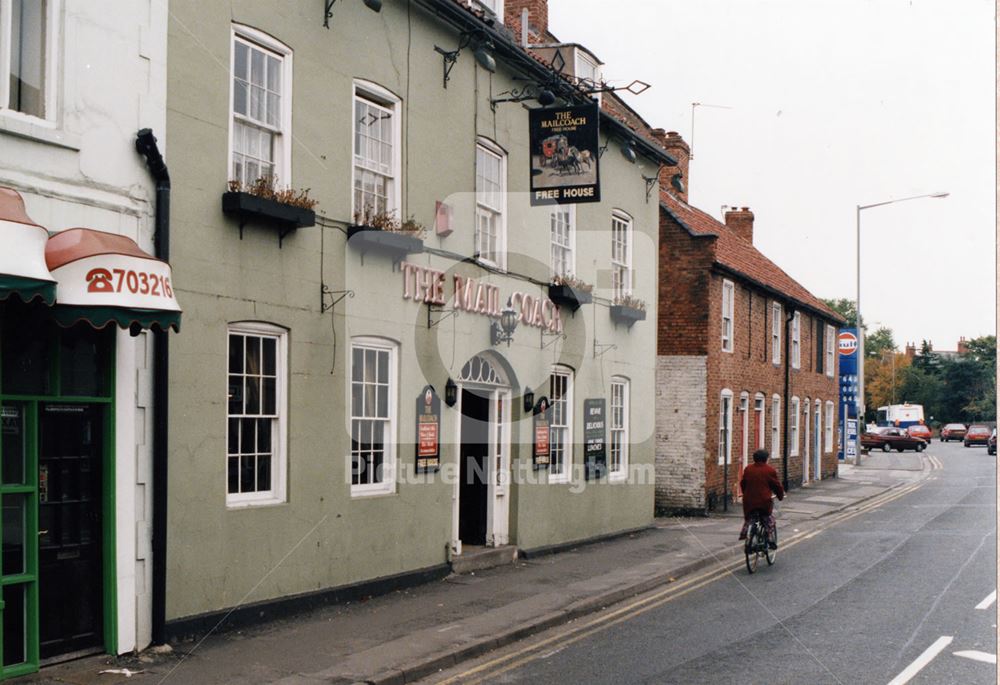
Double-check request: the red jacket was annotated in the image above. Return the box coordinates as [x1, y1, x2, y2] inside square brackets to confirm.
[740, 462, 785, 517]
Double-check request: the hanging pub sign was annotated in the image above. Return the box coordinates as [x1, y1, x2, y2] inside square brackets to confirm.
[583, 398, 607, 480]
[532, 396, 551, 469]
[529, 103, 601, 206]
[414, 385, 441, 473]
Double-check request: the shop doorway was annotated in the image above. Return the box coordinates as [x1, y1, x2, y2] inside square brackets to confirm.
[453, 353, 512, 554]
[38, 404, 104, 660]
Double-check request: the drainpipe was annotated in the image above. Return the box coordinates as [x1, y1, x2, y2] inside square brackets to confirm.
[135, 129, 169, 645]
[782, 307, 794, 491]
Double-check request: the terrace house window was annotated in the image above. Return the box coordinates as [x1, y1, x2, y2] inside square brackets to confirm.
[771, 302, 782, 364]
[791, 311, 801, 369]
[353, 81, 401, 219]
[611, 211, 632, 301]
[825, 324, 836, 377]
[549, 365, 573, 483]
[1, 0, 56, 120]
[476, 139, 507, 269]
[609, 377, 629, 480]
[721, 280, 735, 352]
[550, 205, 575, 279]
[351, 337, 398, 496]
[230, 26, 292, 186]
[227, 323, 287, 505]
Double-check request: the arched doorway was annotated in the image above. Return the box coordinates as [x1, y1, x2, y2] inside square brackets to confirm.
[453, 352, 512, 553]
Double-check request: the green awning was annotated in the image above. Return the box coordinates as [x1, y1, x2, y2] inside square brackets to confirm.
[0, 274, 57, 305]
[51, 306, 181, 333]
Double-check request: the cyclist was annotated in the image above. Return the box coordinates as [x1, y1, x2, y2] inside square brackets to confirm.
[739, 449, 784, 549]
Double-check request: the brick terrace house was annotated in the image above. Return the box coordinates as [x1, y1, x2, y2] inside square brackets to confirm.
[652, 131, 846, 514]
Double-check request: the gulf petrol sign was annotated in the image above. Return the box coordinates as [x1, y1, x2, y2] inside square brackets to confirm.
[838, 330, 859, 356]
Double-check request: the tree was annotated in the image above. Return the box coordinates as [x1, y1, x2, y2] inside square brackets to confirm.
[865, 326, 896, 359]
[821, 298, 857, 327]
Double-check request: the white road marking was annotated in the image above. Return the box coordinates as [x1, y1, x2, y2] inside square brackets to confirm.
[887, 636, 953, 685]
[953, 650, 997, 664]
[437, 624, 461, 633]
[975, 590, 996, 610]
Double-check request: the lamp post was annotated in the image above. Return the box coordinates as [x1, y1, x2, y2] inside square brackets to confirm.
[856, 192, 948, 439]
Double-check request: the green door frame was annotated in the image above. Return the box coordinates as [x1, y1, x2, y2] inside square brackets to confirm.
[0, 322, 117, 678]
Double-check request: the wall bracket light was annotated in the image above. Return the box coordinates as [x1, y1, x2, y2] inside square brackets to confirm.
[324, 0, 381, 29]
[490, 299, 518, 347]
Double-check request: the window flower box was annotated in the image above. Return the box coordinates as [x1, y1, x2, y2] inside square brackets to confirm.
[347, 225, 424, 259]
[222, 191, 315, 246]
[610, 304, 646, 327]
[548, 283, 593, 312]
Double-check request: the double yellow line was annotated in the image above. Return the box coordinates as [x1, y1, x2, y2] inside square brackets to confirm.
[432, 480, 927, 684]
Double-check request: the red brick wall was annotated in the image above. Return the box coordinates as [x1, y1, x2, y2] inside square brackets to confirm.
[657, 211, 714, 356]
[658, 208, 841, 511]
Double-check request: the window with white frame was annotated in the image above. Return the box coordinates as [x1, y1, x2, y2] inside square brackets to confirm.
[0, 0, 56, 120]
[754, 393, 765, 450]
[474, 0, 503, 16]
[574, 49, 601, 88]
[814, 400, 822, 457]
[227, 323, 287, 505]
[718, 389, 733, 465]
[791, 311, 801, 368]
[825, 324, 835, 377]
[824, 401, 834, 452]
[722, 280, 735, 352]
[549, 366, 573, 482]
[550, 205, 575, 279]
[790, 396, 800, 456]
[230, 27, 292, 186]
[353, 82, 400, 219]
[476, 139, 506, 268]
[350, 338, 398, 495]
[610, 377, 629, 480]
[771, 395, 781, 457]
[611, 211, 632, 301]
[771, 302, 782, 364]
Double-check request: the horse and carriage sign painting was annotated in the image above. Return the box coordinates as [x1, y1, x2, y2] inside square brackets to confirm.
[528, 103, 601, 205]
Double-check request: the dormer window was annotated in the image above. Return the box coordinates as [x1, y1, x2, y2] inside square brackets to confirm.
[575, 50, 601, 88]
[474, 0, 503, 17]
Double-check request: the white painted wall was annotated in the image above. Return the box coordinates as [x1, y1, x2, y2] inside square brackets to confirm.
[0, 0, 168, 655]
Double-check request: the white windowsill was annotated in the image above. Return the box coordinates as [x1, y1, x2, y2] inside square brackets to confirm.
[0, 112, 80, 151]
[226, 495, 287, 509]
[351, 485, 397, 499]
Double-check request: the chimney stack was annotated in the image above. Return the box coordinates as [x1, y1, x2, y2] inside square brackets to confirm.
[651, 129, 690, 203]
[724, 206, 755, 243]
[905, 342, 916, 358]
[504, 0, 548, 44]
[957, 336, 968, 354]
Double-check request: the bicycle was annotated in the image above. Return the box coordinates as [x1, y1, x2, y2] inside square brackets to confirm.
[744, 509, 776, 574]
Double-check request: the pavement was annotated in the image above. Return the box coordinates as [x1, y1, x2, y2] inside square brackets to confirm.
[16, 452, 929, 685]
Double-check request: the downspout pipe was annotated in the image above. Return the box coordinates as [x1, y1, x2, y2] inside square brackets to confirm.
[135, 129, 170, 644]
[782, 308, 794, 491]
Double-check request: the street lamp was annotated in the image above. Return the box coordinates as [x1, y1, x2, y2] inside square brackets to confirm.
[856, 192, 948, 444]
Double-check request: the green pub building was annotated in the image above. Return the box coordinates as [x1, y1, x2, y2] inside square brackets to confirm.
[164, 0, 672, 634]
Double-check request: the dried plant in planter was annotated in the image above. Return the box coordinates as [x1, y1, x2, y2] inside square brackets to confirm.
[613, 294, 646, 311]
[353, 208, 427, 239]
[551, 274, 594, 293]
[228, 177, 319, 210]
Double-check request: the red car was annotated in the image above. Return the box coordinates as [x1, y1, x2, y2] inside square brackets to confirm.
[861, 427, 927, 452]
[940, 423, 968, 442]
[964, 425, 992, 447]
[907, 425, 932, 442]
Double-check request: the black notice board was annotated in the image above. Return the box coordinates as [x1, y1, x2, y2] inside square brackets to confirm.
[584, 398, 607, 480]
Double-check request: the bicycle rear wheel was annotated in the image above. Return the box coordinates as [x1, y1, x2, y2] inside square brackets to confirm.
[745, 523, 760, 574]
[765, 529, 776, 566]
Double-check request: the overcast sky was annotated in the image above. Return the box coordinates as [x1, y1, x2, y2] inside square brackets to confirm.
[549, 0, 996, 352]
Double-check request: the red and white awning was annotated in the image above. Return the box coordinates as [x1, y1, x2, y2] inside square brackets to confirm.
[45, 228, 181, 332]
[0, 187, 57, 304]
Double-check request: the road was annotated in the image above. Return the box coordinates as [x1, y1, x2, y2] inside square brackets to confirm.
[423, 441, 997, 684]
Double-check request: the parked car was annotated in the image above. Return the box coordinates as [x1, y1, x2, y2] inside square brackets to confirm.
[861, 427, 927, 452]
[988, 430, 996, 456]
[965, 425, 992, 447]
[907, 424, 932, 442]
[940, 423, 968, 442]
